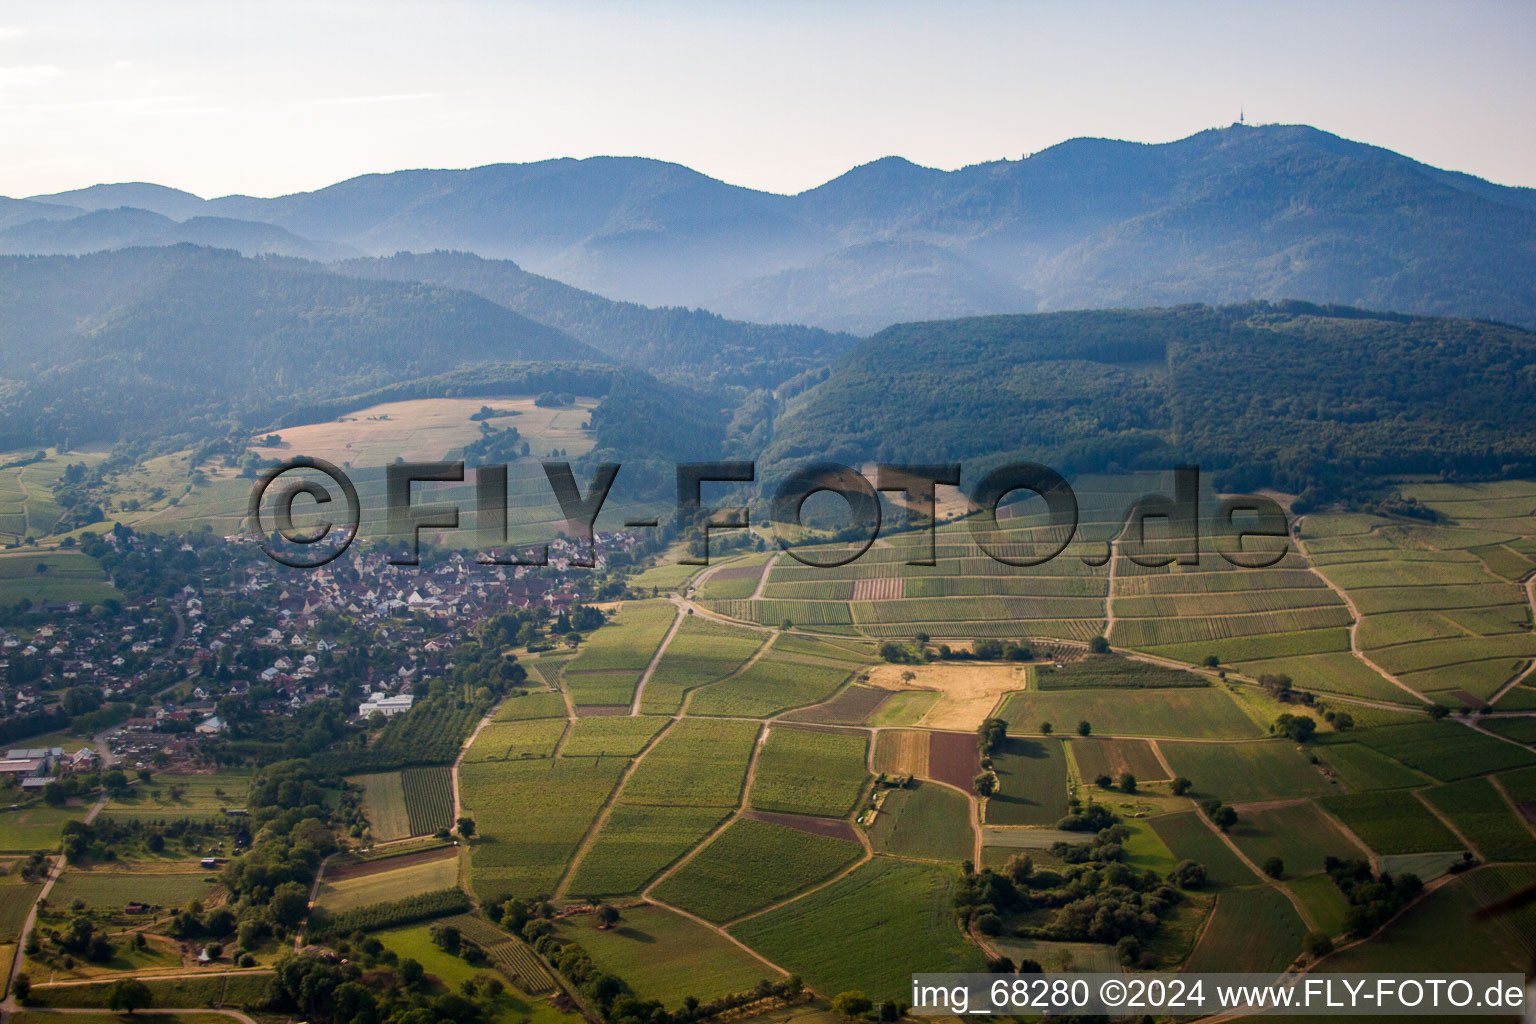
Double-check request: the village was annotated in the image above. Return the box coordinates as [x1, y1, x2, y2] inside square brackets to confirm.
[0, 523, 652, 776]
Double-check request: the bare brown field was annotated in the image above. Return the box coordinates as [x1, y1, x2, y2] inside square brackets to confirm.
[927, 731, 983, 791]
[742, 810, 861, 842]
[782, 685, 893, 725]
[327, 844, 457, 881]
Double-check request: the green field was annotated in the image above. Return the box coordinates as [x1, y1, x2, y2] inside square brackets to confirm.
[1419, 777, 1536, 863]
[461, 757, 626, 900]
[50, 863, 218, 910]
[1148, 811, 1259, 888]
[99, 770, 253, 821]
[493, 689, 569, 720]
[652, 817, 863, 922]
[1029, 655, 1209, 690]
[24, 973, 275, 1011]
[1318, 865, 1536, 972]
[1144, 628, 1351, 665]
[1183, 886, 1305, 972]
[0, 803, 90, 852]
[356, 771, 412, 842]
[561, 715, 669, 757]
[1319, 790, 1463, 855]
[380, 923, 579, 1024]
[984, 736, 1070, 826]
[730, 859, 986, 1001]
[998, 686, 1260, 739]
[1226, 801, 1360, 876]
[553, 902, 775, 1008]
[750, 727, 868, 818]
[1349, 721, 1535, 780]
[868, 782, 974, 862]
[1161, 741, 1336, 803]
[0, 550, 120, 605]
[1068, 737, 1168, 784]
[0, 877, 37, 941]
[1232, 652, 1413, 703]
[465, 717, 568, 762]
[687, 654, 853, 717]
[641, 617, 767, 714]
[565, 719, 761, 894]
[1286, 872, 1351, 936]
[565, 804, 728, 896]
[315, 854, 460, 912]
[867, 690, 940, 726]
[620, 718, 759, 807]
[564, 600, 679, 705]
[1312, 741, 1431, 791]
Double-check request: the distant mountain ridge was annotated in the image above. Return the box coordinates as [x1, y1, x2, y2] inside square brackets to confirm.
[0, 246, 601, 446]
[19, 123, 1536, 332]
[331, 250, 854, 385]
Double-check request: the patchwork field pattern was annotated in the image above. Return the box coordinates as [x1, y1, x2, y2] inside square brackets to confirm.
[749, 727, 869, 818]
[640, 617, 766, 714]
[729, 859, 987, 1001]
[461, 757, 626, 900]
[652, 817, 863, 922]
[552, 903, 776, 1008]
[998, 686, 1261, 739]
[1320, 790, 1464, 855]
[984, 736, 1069, 826]
[1299, 486, 1536, 706]
[868, 782, 974, 862]
[1068, 737, 1168, 783]
[563, 600, 678, 706]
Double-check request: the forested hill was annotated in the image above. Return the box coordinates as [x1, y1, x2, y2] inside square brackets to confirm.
[0, 246, 602, 447]
[332, 250, 855, 387]
[26, 123, 1536, 332]
[760, 302, 1536, 505]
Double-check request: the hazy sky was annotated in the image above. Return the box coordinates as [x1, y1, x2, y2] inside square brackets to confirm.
[1, 1, 1532, 200]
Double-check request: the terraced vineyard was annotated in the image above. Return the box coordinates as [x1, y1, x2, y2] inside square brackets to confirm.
[435, 479, 1536, 1006]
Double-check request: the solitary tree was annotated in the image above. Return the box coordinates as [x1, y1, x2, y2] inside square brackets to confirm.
[1263, 856, 1285, 879]
[1089, 636, 1110, 654]
[596, 904, 620, 929]
[1118, 772, 1137, 793]
[457, 816, 477, 838]
[1040, 721, 1053, 735]
[107, 978, 153, 1014]
[1076, 720, 1092, 737]
[1170, 776, 1192, 796]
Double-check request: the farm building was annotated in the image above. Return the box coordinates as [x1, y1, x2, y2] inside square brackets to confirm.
[0, 758, 46, 778]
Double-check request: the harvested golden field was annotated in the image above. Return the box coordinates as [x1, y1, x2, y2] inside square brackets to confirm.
[252, 395, 597, 465]
[865, 662, 1030, 730]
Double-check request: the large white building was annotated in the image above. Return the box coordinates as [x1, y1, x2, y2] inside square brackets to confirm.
[358, 693, 414, 718]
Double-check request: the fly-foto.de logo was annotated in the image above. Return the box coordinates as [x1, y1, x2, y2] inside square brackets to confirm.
[248, 459, 1288, 571]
